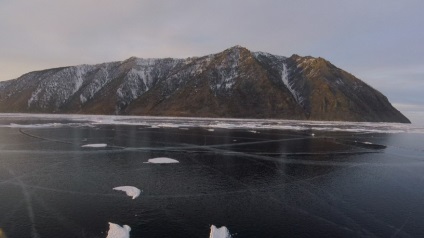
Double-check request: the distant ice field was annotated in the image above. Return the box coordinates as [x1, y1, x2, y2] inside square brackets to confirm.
[0, 113, 423, 133]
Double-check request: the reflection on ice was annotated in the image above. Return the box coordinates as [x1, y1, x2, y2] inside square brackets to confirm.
[81, 144, 107, 148]
[106, 222, 131, 238]
[209, 225, 231, 238]
[0, 228, 6, 238]
[144, 157, 179, 164]
[113, 186, 141, 199]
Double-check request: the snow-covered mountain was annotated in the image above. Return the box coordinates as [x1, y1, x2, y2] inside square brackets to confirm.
[0, 46, 410, 123]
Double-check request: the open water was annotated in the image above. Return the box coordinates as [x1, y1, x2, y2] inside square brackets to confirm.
[0, 114, 424, 237]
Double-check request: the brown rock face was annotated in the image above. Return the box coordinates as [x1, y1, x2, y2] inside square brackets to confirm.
[0, 46, 410, 123]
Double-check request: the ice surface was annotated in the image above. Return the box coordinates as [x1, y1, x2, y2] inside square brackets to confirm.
[209, 225, 231, 238]
[106, 222, 131, 238]
[0, 113, 422, 134]
[144, 157, 179, 164]
[81, 143, 107, 148]
[113, 186, 141, 199]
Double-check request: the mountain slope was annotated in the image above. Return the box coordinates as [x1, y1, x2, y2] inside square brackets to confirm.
[0, 46, 410, 123]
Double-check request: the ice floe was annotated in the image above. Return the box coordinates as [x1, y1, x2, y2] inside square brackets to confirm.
[144, 157, 179, 164]
[209, 225, 231, 238]
[81, 143, 107, 148]
[106, 222, 131, 238]
[113, 186, 141, 199]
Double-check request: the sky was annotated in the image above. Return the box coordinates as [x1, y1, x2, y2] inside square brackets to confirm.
[1, 0, 423, 118]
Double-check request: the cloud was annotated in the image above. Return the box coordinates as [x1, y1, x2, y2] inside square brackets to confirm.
[0, 0, 423, 107]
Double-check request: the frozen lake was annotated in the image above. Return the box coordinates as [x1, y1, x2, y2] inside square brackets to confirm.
[0, 114, 424, 237]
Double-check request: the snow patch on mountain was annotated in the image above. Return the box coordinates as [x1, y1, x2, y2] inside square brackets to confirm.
[253, 52, 304, 106]
[253, 51, 287, 62]
[161, 56, 211, 97]
[210, 48, 240, 93]
[117, 68, 152, 102]
[27, 65, 93, 109]
[74, 65, 92, 92]
[79, 63, 114, 104]
[0, 81, 10, 90]
[27, 87, 43, 107]
[116, 58, 185, 111]
[281, 63, 304, 105]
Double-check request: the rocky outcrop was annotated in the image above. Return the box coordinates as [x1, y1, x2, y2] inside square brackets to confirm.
[0, 46, 410, 123]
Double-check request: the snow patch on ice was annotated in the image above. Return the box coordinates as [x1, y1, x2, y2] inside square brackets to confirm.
[209, 225, 231, 238]
[6, 123, 64, 128]
[144, 157, 179, 164]
[81, 143, 107, 148]
[106, 222, 131, 238]
[113, 186, 141, 199]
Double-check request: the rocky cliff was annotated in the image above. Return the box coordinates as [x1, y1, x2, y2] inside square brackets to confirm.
[0, 46, 410, 123]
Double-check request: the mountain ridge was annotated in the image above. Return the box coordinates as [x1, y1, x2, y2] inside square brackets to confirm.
[0, 46, 410, 123]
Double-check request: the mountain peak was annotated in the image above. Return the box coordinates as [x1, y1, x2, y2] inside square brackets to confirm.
[225, 45, 250, 52]
[229, 45, 246, 49]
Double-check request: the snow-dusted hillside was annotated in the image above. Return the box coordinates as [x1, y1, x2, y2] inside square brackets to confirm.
[0, 46, 410, 123]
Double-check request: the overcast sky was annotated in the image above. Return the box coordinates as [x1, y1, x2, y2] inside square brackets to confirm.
[1, 0, 423, 114]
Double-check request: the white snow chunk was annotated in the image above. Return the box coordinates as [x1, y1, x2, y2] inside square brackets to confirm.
[81, 143, 107, 148]
[113, 186, 141, 199]
[106, 222, 131, 238]
[209, 225, 231, 238]
[144, 157, 179, 164]
[207, 129, 215, 132]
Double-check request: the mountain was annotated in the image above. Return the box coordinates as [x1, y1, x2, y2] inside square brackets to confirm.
[0, 46, 410, 123]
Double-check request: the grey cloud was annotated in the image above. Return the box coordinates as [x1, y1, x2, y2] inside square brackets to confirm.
[1, 0, 423, 110]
